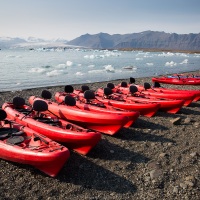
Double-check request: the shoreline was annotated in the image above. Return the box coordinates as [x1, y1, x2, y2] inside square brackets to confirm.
[117, 48, 200, 54]
[1, 70, 200, 94]
[0, 71, 200, 199]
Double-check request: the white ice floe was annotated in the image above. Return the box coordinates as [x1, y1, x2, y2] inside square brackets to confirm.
[66, 61, 73, 66]
[194, 54, 200, 58]
[146, 63, 154, 66]
[158, 52, 174, 57]
[88, 64, 95, 68]
[6, 55, 17, 58]
[88, 69, 105, 74]
[180, 59, 188, 64]
[84, 51, 121, 60]
[29, 67, 46, 73]
[135, 57, 143, 60]
[46, 69, 63, 77]
[176, 53, 189, 57]
[84, 55, 89, 59]
[55, 64, 67, 69]
[122, 66, 137, 70]
[75, 72, 84, 76]
[144, 55, 153, 58]
[84, 55, 95, 59]
[104, 65, 115, 73]
[104, 51, 121, 57]
[165, 61, 177, 67]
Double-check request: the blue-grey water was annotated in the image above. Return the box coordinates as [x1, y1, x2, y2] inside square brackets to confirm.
[0, 48, 200, 92]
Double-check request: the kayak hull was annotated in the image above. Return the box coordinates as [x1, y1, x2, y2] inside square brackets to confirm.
[126, 96, 184, 114]
[149, 86, 200, 102]
[2, 102, 101, 155]
[0, 120, 70, 177]
[117, 85, 195, 106]
[55, 92, 140, 128]
[98, 87, 184, 114]
[152, 77, 200, 85]
[96, 89, 160, 117]
[29, 97, 129, 135]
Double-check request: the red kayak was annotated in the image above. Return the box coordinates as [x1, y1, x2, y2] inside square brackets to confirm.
[171, 74, 200, 79]
[52, 87, 139, 128]
[151, 81, 200, 102]
[95, 87, 160, 117]
[2, 98, 101, 155]
[0, 109, 70, 177]
[28, 96, 129, 136]
[97, 85, 184, 114]
[152, 76, 200, 85]
[116, 80, 195, 106]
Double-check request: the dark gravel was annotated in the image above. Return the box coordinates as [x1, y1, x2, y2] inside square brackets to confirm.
[0, 71, 200, 200]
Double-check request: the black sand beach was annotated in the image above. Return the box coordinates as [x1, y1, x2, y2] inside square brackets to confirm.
[0, 71, 200, 199]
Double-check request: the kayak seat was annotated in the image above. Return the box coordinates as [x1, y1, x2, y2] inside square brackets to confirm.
[33, 100, 48, 112]
[6, 136, 24, 145]
[144, 82, 151, 90]
[153, 82, 161, 88]
[34, 117, 60, 126]
[65, 85, 74, 93]
[84, 90, 106, 108]
[103, 87, 124, 101]
[32, 100, 60, 126]
[81, 85, 90, 92]
[84, 90, 95, 100]
[12, 97, 32, 114]
[0, 128, 24, 140]
[64, 96, 76, 106]
[129, 77, 135, 84]
[129, 85, 138, 94]
[16, 108, 32, 115]
[104, 87, 113, 96]
[13, 97, 26, 107]
[41, 90, 52, 99]
[107, 83, 115, 89]
[121, 81, 128, 87]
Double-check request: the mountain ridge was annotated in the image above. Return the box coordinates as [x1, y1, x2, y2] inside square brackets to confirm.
[1, 31, 200, 51]
[67, 31, 200, 51]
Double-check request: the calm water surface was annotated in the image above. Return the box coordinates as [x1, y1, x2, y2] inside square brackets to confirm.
[0, 48, 200, 91]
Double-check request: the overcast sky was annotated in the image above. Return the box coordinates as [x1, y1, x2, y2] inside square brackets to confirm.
[0, 0, 199, 40]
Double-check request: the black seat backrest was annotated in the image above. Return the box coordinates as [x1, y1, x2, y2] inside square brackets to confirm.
[64, 95, 76, 106]
[13, 97, 25, 107]
[153, 82, 161, 88]
[104, 87, 113, 96]
[0, 109, 7, 121]
[129, 77, 135, 84]
[84, 90, 95, 100]
[81, 85, 90, 92]
[32, 100, 48, 112]
[121, 81, 128, 87]
[41, 90, 52, 99]
[144, 82, 151, 90]
[64, 85, 74, 93]
[129, 85, 138, 94]
[107, 83, 115, 89]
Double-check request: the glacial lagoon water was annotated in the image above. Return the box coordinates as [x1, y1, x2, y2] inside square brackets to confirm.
[0, 48, 200, 92]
